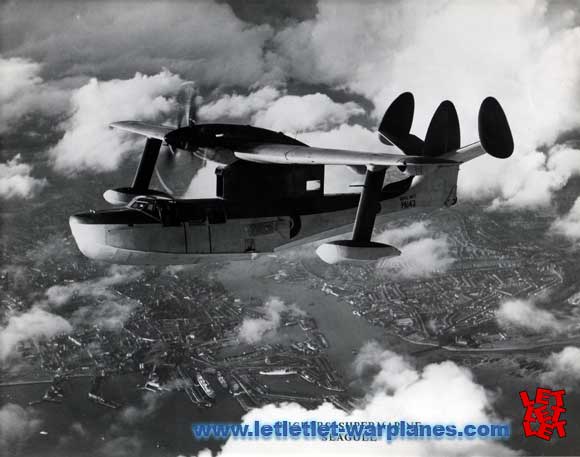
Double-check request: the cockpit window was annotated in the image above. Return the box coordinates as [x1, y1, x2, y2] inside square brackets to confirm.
[130, 199, 159, 219]
[130, 201, 147, 210]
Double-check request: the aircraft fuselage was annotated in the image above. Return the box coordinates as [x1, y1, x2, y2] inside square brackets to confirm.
[70, 165, 458, 264]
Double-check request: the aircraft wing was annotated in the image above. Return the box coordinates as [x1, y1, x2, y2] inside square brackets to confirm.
[235, 144, 458, 167]
[110, 121, 175, 140]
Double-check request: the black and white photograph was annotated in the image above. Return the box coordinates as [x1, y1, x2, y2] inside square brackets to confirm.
[1, 1, 580, 456]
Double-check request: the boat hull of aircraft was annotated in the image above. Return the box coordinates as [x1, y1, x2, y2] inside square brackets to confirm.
[70, 164, 459, 264]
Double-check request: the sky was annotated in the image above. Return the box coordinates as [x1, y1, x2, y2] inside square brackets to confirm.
[1, 0, 580, 210]
[2, 1, 580, 456]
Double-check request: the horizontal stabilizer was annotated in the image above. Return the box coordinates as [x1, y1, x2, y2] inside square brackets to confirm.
[443, 97, 513, 163]
[110, 121, 175, 140]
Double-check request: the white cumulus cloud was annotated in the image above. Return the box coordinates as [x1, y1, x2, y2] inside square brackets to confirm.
[0, 154, 47, 199]
[0, 403, 42, 456]
[199, 87, 282, 120]
[0, 56, 70, 133]
[201, 87, 364, 134]
[540, 346, 580, 387]
[2, 2, 274, 86]
[202, 341, 517, 457]
[44, 266, 143, 330]
[551, 196, 580, 242]
[375, 221, 454, 279]
[495, 299, 564, 333]
[252, 93, 363, 133]
[49, 70, 184, 174]
[238, 296, 299, 344]
[273, 0, 580, 209]
[45, 265, 142, 307]
[0, 306, 72, 361]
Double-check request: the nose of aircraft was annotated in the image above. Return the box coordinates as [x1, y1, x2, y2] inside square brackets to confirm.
[69, 212, 95, 225]
[69, 212, 108, 260]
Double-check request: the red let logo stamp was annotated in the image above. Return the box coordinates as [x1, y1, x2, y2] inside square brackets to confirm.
[519, 387, 566, 441]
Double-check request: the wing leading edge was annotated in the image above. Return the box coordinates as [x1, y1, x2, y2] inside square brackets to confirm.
[110, 121, 175, 140]
[235, 144, 457, 168]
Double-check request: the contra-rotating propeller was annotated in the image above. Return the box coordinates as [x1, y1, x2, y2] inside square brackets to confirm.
[159, 82, 199, 166]
[155, 82, 204, 195]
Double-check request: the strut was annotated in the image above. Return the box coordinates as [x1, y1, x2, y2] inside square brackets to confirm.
[352, 168, 387, 242]
[132, 138, 162, 192]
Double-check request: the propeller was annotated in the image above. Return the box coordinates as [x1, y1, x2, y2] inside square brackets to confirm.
[176, 82, 198, 128]
[155, 82, 203, 195]
[160, 82, 199, 160]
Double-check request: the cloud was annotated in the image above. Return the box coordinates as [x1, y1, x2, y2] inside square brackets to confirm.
[49, 70, 183, 174]
[551, 196, 580, 242]
[98, 435, 143, 457]
[0, 154, 47, 199]
[45, 265, 142, 307]
[44, 265, 143, 330]
[0, 306, 72, 361]
[252, 93, 363, 133]
[199, 86, 282, 120]
[540, 346, 580, 387]
[4, 0, 580, 209]
[296, 123, 384, 152]
[375, 222, 454, 279]
[495, 299, 564, 333]
[238, 296, 299, 344]
[486, 144, 580, 209]
[200, 87, 364, 133]
[353, 341, 419, 392]
[70, 298, 140, 331]
[1, 2, 273, 86]
[0, 56, 42, 101]
[0, 403, 42, 456]
[0, 56, 70, 133]
[204, 341, 517, 456]
[120, 391, 162, 425]
[272, 0, 580, 209]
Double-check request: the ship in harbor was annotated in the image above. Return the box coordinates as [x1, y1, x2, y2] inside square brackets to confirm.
[299, 370, 316, 383]
[196, 373, 215, 399]
[216, 371, 228, 389]
[258, 368, 297, 376]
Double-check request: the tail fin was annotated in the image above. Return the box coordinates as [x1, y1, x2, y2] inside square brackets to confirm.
[423, 100, 460, 157]
[379, 92, 513, 162]
[478, 97, 513, 159]
[444, 96, 514, 163]
[378, 92, 424, 155]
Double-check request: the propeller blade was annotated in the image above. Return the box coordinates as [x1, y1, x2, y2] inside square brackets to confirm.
[158, 143, 175, 167]
[176, 82, 198, 127]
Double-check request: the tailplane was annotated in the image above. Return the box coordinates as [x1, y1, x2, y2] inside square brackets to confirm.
[378, 92, 513, 163]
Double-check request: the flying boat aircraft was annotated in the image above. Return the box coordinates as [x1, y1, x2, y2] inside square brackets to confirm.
[69, 85, 514, 264]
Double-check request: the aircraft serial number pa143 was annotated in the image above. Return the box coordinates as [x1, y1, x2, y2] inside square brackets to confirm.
[70, 89, 514, 264]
